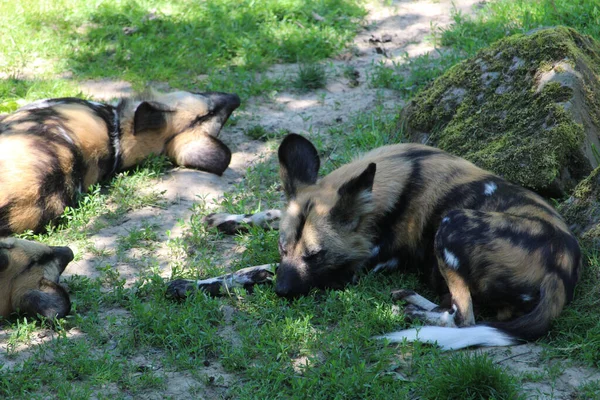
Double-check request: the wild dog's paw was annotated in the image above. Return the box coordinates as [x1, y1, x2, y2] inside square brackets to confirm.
[233, 264, 276, 289]
[166, 279, 198, 299]
[204, 210, 281, 234]
[203, 213, 250, 234]
[403, 304, 458, 328]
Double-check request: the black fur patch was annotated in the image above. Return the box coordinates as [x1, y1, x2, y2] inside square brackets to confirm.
[373, 158, 425, 266]
[0, 202, 13, 236]
[133, 101, 168, 134]
[0, 251, 8, 271]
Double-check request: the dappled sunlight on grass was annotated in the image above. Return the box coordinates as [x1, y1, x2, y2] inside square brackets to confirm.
[0, 0, 365, 94]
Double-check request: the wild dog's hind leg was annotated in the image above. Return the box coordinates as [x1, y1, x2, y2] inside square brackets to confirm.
[432, 212, 478, 327]
[204, 210, 281, 234]
[391, 289, 458, 328]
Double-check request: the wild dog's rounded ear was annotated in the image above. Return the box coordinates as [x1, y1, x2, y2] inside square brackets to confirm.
[14, 278, 71, 319]
[134, 101, 168, 135]
[278, 134, 320, 199]
[331, 163, 377, 231]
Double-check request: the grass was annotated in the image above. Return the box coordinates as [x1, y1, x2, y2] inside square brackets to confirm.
[0, 0, 365, 100]
[2, 0, 600, 398]
[293, 63, 328, 91]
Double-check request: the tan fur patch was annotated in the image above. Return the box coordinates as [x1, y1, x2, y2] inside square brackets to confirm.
[58, 105, 110, 189]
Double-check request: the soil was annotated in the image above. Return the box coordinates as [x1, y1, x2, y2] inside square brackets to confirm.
[2, 0, 599, 398]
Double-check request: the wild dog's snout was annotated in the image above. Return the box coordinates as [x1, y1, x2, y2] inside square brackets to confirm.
[274, 262, 311, 299]
[207, 92, 241, 114]
[51, 246, 74, 272]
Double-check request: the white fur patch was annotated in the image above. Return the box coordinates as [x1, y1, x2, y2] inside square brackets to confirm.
[375, 326, 516, 350]
[521, 294, 533, 302]
[443, 248, 459, 269]
[370, 245, 381, 257]
[372, 258, 399, 273]
[484, 181, 497, 196]
[403, 292, 439, 311]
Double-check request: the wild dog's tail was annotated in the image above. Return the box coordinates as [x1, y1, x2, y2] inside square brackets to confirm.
[376, 273, 573, 350]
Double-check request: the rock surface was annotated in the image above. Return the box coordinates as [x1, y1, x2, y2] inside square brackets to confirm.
[559, 166, 600, 245]
[401, 27, 600, 197]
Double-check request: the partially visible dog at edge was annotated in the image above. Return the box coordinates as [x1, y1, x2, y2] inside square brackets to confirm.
[0, 89, 240, 236]
[176, 133, 581, 351]
[0, 238, 74, 320]
[0, 89, 240, 320]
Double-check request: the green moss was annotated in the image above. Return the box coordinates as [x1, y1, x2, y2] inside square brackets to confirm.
[403, 27, 600, 195]
[559, 167, 600, 243]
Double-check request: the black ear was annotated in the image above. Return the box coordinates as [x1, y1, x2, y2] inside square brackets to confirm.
[16, 279, 71, 319]
[331, 163, 376, 231]
[134, 101, 168, 134]
[278, 134, 320, 199]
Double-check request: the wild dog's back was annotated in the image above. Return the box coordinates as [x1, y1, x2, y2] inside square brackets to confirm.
[0, 99, 114, 235]
[321, 143, 573, 272]
[0, 90, 240, 235]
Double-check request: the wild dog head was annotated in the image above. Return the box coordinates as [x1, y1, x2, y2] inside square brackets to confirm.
[118, 89, 241, 175]
[0, 238, 73, 319]
[275, 134, 377, 298]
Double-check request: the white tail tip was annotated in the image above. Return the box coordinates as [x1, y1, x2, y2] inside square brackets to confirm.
[374, 325, 517, 351]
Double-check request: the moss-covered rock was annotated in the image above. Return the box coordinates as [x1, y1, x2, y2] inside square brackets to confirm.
[401, 27, 600, 197]
[559, 166, 600, 245]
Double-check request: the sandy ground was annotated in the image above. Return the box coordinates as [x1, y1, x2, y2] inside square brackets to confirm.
[2, 0, 599, 398]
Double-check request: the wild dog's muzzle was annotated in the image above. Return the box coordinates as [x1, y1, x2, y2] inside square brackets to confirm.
[52, 246, 74, 271]
[274, 261, 312, 299]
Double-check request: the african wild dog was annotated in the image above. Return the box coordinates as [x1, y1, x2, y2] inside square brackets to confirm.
[0, 237, 73, 319]
[0, 89, 240, 235]
[170, 133, 581, 350]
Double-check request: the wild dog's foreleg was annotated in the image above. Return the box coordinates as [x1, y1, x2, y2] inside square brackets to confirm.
[204, 210, 281, 234]
[433, 244, 476, 327]
[166, 264, 276, 299]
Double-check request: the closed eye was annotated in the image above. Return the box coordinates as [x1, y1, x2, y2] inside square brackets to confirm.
[278, 240, 287, 256]
[302, 249, 327, 263]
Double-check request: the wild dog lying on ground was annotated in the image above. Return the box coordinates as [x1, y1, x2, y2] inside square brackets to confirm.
[0, 237, 73, 319]
[168, 133, 581, 350]
[0, 89, 240, 235]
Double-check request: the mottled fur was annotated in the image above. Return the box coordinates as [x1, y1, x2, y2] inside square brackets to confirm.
[0, 237, 73, 319]
[0, 90, 240, 235]
[197, 134, 581, 349]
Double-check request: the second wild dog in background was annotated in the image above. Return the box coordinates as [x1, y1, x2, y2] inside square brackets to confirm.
[0, 89, 240, 235]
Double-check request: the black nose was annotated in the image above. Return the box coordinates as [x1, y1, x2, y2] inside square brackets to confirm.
[275, 283, 302, 300]
[274, 263, 310, 299]
[52, 246, 74, 266]
[208, 92, 241, 112]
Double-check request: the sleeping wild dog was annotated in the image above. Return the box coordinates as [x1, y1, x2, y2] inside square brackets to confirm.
[168, 134, 581, 350]
[0, 237, 73, 319]
[0, 89, 240, 235]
